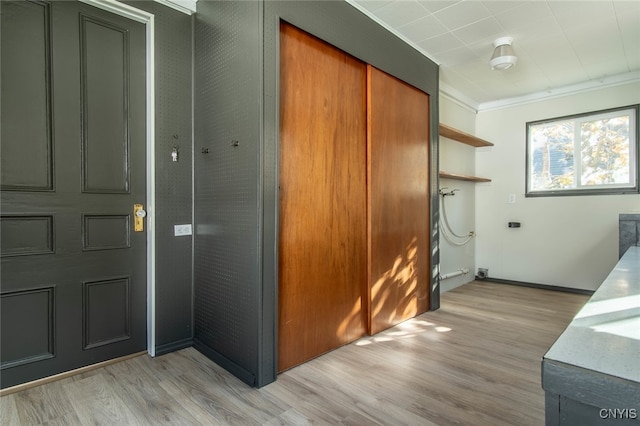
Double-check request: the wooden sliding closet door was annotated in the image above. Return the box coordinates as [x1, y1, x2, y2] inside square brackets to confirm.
[368, 66, 430, 335]
[278, 23, 367, 372]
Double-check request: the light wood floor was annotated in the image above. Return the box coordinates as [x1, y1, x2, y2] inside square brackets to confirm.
[1, 281, 588, 425]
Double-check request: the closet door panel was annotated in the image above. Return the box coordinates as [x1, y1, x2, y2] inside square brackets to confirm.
[278, 23, 367, 372]
[368, 66, 430, 335]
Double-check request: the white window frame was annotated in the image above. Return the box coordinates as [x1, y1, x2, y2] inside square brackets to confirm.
[526, 104, 639, 197]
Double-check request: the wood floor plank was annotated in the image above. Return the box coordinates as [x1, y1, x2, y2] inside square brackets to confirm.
[0, 281, 588, 425]
[157, 378, 230, 426]
[167, 351, 289, 425]
[102, 360, 204, 425]
[0, 394, 21, 426]
[263, 408, 310, 426]
[258, 373, 354, 423]
[9, 379, 76, 424]
[62, 374, 146, 425]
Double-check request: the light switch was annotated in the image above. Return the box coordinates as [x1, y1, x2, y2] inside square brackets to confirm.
[508, 194, 516, 204]
[174, 224, 192, 236]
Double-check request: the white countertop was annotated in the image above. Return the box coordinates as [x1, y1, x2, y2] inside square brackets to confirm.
[544, 246, 640, 383]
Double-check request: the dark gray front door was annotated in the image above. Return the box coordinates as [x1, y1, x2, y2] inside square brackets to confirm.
[0, 0, 147, 389]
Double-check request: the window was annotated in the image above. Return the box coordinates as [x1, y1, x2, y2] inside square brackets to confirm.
[526, 105, 639, 196]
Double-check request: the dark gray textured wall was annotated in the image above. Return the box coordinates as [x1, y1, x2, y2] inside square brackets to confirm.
[193, 0, 262, 386]
[124, 1, 194, 354]
[194, 0, 439, 387]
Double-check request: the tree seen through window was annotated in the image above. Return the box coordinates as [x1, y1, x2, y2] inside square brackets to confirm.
[527, 105, 638, 196]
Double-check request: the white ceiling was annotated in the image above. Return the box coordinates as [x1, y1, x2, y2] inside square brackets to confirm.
[349, 0, 640, 111]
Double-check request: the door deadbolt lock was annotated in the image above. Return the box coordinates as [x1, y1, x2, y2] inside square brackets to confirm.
[134, 204, 146, 232]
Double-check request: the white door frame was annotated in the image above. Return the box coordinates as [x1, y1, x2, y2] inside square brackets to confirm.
[80, 0, 157, 356]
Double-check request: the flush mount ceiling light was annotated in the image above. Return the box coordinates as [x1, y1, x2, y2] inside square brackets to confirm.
[489, 37, 517, 71]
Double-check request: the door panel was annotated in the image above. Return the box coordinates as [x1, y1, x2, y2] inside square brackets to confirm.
[83, 277, 131, 349]
[278, 23, 367, 372]
[0, 0, 147, 389]
[81, 14, 130, 193]
[82, 214, 130, 251]
[0, 215, 55, 256]
[0, 287, 55, 369]
[0, 0, 53, 191]
[368, 65, 430, 335]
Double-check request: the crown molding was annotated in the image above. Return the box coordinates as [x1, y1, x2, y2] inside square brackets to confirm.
[439, 83, 480, 114]
[477, 71, 640, 112]
[441, 72, 640, 113]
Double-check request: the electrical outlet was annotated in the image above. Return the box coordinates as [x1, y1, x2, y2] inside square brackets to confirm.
[174, 224, 192, 236]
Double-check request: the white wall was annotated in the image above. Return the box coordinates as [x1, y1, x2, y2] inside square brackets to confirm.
[474, 82, 640, 291]
[439, 96, 478, 292]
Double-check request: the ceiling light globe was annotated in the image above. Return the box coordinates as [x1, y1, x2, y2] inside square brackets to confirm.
[489, 55, 518, 70]
[489, 37, 517, 71]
